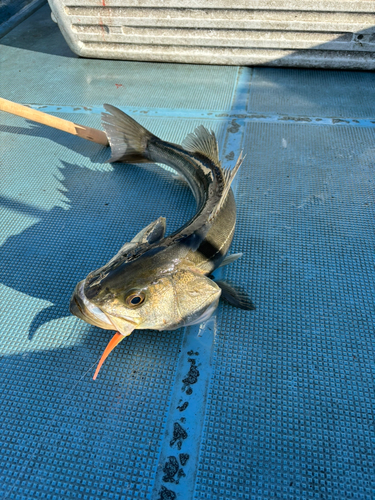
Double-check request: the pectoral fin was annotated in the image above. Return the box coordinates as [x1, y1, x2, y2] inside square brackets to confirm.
[215, 280, 255, 311]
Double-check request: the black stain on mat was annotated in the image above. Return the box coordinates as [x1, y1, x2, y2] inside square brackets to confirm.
[183, 359, 200, 386]
[177, 401, 188, 412]
[228, 119, 240, 133]
[170, 422, 188, 450]
[162, 351, 199, 492]
[162, 456, 187, 485]
[158, 485, 177, 500]
[248, 114, 267, 119]
[179, 453, 189, 466]
[163, 456, 179, 483]
[177, 468, 186, 482]
[279, 116, 312, 123]
[332, 118, 350, 124]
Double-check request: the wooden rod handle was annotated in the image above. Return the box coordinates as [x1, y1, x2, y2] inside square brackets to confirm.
[0, 97, 109, 146]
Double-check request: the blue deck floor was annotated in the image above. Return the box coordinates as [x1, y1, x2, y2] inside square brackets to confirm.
[1, 5, 375, 500]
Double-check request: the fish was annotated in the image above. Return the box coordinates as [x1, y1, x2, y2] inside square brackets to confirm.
[69, 104, 254, 379]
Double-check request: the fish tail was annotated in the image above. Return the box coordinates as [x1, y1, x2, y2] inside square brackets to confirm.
[101, 104, 155, 163]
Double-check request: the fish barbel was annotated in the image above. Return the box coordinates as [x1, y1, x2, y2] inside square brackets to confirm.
[69, 104, 253, 379]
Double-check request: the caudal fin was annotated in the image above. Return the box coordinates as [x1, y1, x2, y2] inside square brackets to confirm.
[102, 104, 155, 163]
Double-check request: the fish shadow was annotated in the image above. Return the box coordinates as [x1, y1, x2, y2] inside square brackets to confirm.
[0, 160, 195, 340]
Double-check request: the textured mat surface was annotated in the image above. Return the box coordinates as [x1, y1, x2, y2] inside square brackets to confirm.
[0, 4, 374, 500]
[248, 67, 375, 119]
[195, 123, 375, 500]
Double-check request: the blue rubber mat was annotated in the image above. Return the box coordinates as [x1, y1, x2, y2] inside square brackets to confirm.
[1, 5, 375, 500]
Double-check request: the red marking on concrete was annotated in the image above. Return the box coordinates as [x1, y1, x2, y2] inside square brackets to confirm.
[102, 0, 106, 6]
[115, 84, 123, 89]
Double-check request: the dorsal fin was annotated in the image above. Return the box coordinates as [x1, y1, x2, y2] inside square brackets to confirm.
[182, 126, 221, 166]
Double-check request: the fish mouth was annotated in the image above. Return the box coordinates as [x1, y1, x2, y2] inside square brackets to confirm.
[69, 291, 88, 322]
[69, 281, 113, 330]
[70, 281, 140, 334]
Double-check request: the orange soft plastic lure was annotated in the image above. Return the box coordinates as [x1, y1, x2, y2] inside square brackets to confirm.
[93, 332, 124, 380]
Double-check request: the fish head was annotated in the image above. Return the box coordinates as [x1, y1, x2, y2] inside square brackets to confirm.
[84, 267, 222, 332]
[71, 248, 221, 379]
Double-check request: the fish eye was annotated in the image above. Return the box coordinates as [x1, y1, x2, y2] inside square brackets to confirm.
[125, 291, 145, 307]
